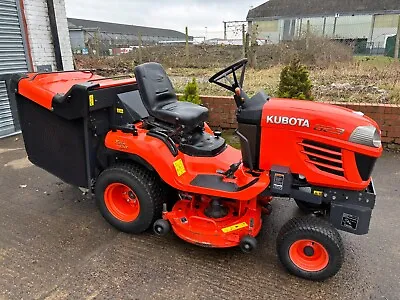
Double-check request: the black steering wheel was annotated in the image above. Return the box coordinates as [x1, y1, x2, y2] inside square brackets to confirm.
[209, 58, 248, 92]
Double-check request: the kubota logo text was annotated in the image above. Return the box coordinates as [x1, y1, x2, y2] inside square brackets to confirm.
[266, 116, 310, 128]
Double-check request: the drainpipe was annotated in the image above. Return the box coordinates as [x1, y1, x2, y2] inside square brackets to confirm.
[46, 0, 63, 71]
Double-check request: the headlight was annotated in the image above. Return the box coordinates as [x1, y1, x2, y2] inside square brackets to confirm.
[349, 126, 381, 148]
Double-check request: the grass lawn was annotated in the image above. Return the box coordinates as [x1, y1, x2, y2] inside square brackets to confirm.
[221, 130, 241, 149]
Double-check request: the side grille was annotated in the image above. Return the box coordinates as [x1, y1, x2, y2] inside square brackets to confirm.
[300, 140, 344, 177]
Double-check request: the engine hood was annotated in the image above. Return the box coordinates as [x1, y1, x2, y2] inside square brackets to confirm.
[261, 98, 379, 141]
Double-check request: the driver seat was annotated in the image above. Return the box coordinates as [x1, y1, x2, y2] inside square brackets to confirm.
[134, 62, 209, 128]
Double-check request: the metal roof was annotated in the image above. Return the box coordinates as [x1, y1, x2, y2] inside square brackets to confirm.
[67, 18, 187, 39]
[247, 0, 400, 20]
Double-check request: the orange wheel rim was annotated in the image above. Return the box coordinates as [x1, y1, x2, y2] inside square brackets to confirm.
[104, 183, 140, 222]
[289, 239, 329, 272]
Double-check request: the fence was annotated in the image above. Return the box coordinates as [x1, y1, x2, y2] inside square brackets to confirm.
[252, 15, 400, 57]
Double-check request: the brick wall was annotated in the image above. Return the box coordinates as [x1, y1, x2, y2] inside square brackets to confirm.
[23, 0, 73, 71]
[200, 95, 400, 148]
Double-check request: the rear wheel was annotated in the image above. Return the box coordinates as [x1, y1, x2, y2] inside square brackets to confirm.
[277, 216, 344, 281]
[95, 163, 164, 233]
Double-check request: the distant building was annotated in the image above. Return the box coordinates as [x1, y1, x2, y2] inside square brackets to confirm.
[68, 18, 192, 55]
[247, 0, 400, 51]
[204, 38, 243, 46]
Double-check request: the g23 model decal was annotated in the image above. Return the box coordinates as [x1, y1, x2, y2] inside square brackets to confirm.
[314, 124, 345, 135]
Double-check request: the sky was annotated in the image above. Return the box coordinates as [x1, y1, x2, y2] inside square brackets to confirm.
[65, 0, 266, 39]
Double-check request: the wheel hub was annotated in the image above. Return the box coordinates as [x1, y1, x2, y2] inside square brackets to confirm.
[289, 239, 329, 272]
[104, 183, 140, 222]
[303, 245, 315, 257]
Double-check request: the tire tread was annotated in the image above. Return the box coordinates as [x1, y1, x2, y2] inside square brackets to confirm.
[96, 163, 164, 233]
[277, 216, 344, 281]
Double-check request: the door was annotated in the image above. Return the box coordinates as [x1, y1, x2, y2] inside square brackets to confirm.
[0, 0, 29, 137]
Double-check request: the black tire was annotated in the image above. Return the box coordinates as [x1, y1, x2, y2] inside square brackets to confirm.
[277, 216, 344, 281]
[240, 235, 257, 253]
[153, 219, 171, 236]
[95, 163, 164, 234]
[294, 199, 325, 214]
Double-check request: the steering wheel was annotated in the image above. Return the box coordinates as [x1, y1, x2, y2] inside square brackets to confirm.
[209, 58, 248, 92]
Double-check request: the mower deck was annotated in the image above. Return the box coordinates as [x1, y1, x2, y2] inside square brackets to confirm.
[164, 197, 262, 248]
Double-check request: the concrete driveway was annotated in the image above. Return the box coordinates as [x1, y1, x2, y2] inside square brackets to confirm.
[0, 135, 399, 300]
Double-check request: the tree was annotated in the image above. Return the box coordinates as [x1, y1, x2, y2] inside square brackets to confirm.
[278, 59, 314, 100]
[180, 78, 201, 104]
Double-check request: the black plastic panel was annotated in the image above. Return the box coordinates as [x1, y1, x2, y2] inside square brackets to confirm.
[330, 203, 372, 235]
[238, 123, 261, 169]
[118, 90, 149, 121]
[16, 95, 88, 187]
[190, 174, 258, 192]
[179, 132, 226, 157]
[236, 90, 268, 125]
[355, 153, 377, 181]
[191, 175, 238, 192]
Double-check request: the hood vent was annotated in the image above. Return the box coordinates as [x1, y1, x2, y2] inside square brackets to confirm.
[300, 140, 344, 177]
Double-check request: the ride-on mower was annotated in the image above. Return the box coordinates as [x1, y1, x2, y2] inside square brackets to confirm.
[12, 59, 382, 281]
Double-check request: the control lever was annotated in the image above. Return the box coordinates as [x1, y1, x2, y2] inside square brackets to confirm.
[217, 160, 242, 179]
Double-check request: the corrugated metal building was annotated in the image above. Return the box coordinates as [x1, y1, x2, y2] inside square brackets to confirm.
[0, 0, 73, 138]
[247, 0, 400, 51]
[68, 18, 191, 54]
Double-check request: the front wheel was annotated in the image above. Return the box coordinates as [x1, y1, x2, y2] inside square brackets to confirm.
[95, 163, 164, 234]
[276, 216, 344, 281]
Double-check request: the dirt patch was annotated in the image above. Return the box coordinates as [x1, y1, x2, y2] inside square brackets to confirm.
[4, 157, 32, 170]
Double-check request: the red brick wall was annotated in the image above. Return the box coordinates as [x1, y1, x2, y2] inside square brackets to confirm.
[200, 96, 400, 148]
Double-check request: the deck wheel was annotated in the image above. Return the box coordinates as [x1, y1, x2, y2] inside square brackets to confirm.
[153, 219, 171, 236]
[239, 235, 257, 253]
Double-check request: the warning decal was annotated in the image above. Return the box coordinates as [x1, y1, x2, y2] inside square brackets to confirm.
[89, 95, 95, 106]
[173, 159, 186, 177]
[222, 222, 248, 233]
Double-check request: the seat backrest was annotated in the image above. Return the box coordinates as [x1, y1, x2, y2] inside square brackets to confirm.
[134, 62, 177, 114]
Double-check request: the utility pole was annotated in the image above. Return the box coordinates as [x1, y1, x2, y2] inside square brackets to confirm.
[185, 26, 189, 58]
[306, 20, 311, 50]
[94, 28, 100, 57]
[322, 17, 327, 37]
[223, 22, 227, 40]
[298, 19, 303, 38]
[248, 21, 257, 68]
[394, 15, 400, 59]
[333, 14, 339, 37]
[242, 24, 246, 58]
[138, 32, 142, 64]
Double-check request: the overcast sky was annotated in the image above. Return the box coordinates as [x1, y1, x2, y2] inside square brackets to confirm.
[65, 0, 265, 39]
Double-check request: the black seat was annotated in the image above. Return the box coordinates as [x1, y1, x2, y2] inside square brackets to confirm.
[134, 62, 208, 128]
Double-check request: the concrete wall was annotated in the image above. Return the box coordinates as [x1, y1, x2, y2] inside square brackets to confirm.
[199, 95, 400, 149]
[23, 0, 73, 71]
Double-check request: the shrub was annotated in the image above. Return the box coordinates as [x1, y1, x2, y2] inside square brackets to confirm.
[277, 59, 314, 100]
[180, 78, 201, 104]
